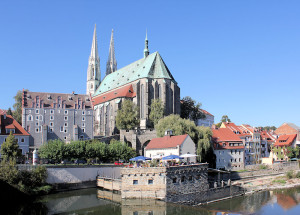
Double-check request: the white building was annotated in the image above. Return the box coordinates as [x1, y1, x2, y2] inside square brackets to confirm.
[197, 109, 214, 127]
[144, 132, 196, 163]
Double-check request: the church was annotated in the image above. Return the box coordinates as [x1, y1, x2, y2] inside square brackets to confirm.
[86, 25, 181, 137]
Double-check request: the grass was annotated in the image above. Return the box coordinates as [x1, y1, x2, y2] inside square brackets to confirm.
[236, 169, 248, 172]
[272, 179, 286, 184]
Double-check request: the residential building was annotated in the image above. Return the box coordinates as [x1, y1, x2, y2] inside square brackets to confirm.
[221, 122, 261, 165]
[144, 131, 196, 163]
[91, 26, 181, 136]
[22, 90, 93, 148]
[212, 127, 245, 171]
[275, 122, 300, 145]
[0, 113, 30, 156]
[271, 134, 297, 161]
[196, 109, 214, 127]
[260, 130, 276, 158]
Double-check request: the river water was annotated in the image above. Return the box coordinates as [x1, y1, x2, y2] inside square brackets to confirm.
[5, 186, 300, 215]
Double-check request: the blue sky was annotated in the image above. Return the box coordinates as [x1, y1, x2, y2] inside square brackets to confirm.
[0, 0, 299, 127]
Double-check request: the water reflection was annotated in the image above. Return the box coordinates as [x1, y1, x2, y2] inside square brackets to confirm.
[5, 186, 300, 215]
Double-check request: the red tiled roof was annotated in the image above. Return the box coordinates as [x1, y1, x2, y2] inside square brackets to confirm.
[274, 134, 297, 146]
[260, 131, 276, 142]
[200, 109, 214, 116]
[145, 134, 188, 150]
[0, 114, 29, 136]
[0, 109, 7, 115]
[212, 128, 243, 150]
[92, 84, 136, 106]
[222, 122, 252, 137]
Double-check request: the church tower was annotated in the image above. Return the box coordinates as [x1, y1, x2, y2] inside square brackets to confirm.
[106, 29, 117, 75]
[86, 24, 101, 95]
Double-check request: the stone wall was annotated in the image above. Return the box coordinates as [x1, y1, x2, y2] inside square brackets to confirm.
[120, 129, 157, 154]
[121, 167, 167, 199]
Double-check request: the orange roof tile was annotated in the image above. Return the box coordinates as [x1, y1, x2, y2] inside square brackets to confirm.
[212, 128, 243, 150]
[92, 84, 136, 106]
[145, 134, 188, 150]
[0, 115, 29, 136]
[200, 109, 214, 116]
[274, 134, 297, 146]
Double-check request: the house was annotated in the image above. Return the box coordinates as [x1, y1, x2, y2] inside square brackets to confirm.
[144, 132, 196, 163]
[22, 90, 93, 149]
[212, 127, 245, 171]
[271, 134, 297, 161]
[0, 113, 30, 156]
[196, 109, 214, 127]
[260, 130, 276, 158]
[275, 122, 300, 146]
[221, 122, 261, 165]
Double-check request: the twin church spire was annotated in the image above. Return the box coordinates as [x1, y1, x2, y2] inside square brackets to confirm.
[86, 26, 149, 95]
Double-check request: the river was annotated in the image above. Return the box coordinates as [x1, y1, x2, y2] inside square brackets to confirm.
[4, 186, 300, 214]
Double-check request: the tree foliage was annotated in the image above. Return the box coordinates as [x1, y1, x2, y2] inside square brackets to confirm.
[7, 107, 13, 115]
[116, 99, 139, 130]
[38, 139, 136, 163]
[180, 96, 205, 122]
[257, 126, 277, 131]
[149, 99, 164, 127]
[155, 114, 215, 167]
[12, 89, 28, 124]
[1, 131, 22, 162]
[215, 115, 231, 128]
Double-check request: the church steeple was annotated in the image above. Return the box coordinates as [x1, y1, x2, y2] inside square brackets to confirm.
[106, 29, 117, 76]
[86, 24, 101, 95]
[144, 30, 149, 58]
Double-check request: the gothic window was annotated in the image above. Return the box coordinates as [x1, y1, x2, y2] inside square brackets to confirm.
[141, 84, 144, 118]
[91, 83, 93, 89]
[158, 84, 161, 99]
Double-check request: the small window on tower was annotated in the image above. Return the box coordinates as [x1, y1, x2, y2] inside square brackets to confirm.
[91, 84, 93, 89]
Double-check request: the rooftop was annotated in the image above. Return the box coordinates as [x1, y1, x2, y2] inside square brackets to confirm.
[274, 134, 297, 146]
[0, 114, 29, 136]
[145, 134, 188, 150]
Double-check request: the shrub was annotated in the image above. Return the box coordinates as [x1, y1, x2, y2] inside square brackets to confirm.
[286, 170, 294, 179]
[272, 179, 286, 184]
[259, 164, 267, 170]
[296, 171, 300, 178]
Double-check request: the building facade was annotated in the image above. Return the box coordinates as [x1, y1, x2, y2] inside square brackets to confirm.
[196, 109, 214, 127]
[212, 127, 245, 170]
[144, 133, 196, 163]
[90, 27, 181, 137]
[22, 90, 93, 148]
[0, 113, 30, 156]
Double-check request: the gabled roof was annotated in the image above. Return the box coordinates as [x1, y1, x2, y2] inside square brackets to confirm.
[260, 131, 276, 142]
[0, 114, 29, 136]
[221, 122, 252, 137]
[0, 109, 7, 115]
[274, 134, 297, 146]
[145, 134, 188, 150]
[200, 109, 213, 116]
[92, 84, 136, 106]
[286, 123, 300, 130]
[93, 52, 175, 96]
[212, 128, 243, 142]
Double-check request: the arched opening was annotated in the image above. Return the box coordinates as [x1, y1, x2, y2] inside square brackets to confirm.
[142, 140, 151, 156]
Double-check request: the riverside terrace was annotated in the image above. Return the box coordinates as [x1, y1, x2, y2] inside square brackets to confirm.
[97, 164, 245, 204]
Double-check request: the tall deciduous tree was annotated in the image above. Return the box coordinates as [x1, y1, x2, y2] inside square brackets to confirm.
[116, 100, 139, 130]
[155, 114, 215, 167]
[12, 89, 28, 125]
[180, 96, 205, 122]
[6, 108, 13, 115]
[215, 115, 231, 128]
[1, 131, 22, 161]
[149, 99, 164, 127]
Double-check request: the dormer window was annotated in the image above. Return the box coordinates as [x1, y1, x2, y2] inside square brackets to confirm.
[68, 96, 72, 101]
[47, 95, 51, 100]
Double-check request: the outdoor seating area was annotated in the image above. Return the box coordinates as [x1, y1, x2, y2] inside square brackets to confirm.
[126, 154, 199, 168]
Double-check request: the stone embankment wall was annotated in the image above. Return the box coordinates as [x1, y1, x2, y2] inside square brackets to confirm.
[121, 167, 167, 199]
[46, 165, 122, 186]
[97, 177, 121, 191]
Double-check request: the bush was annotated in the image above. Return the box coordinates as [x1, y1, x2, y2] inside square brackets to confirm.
[259, 164, 267, 170]
[296, 171, 300, 178]
[286, 170, 294, 179]
[0, 159, 19, 185]
[272, 179, 286, 184]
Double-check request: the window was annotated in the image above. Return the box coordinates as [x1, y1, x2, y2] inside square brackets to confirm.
[239, 158, 241, 162]
[148, 179, 153, 185]
[64, 116, 68, 121]
[27, 115, 33, 121]
[82, 111, 85, 115]
[36, 122, 39, 126]
[133, 180, 138, 185]
[35, 116, 39, 120]
[21, 138, 24, 143]
[50, 115, 54, 120]
[49, 128, 53, 133]
[82, 123, 85, 127]
[82, 117, 85, 121]
[64, 110, 68, 115]
[50, 109, 54, 114]
[82, 128, 85, 133]
[60, 126, 64, 132]
[35, 109, 39, 114]
[172, 178, 177, 183]
[80, 135, 84, 140]
[181, 176, 185, 183]
[64, 122, 68, 127]
[188, 176, 193, 181]
[64, 128, 68, 133]
[35, 127, 39, 133]
[50, 122, 54, 127]
[64, 136, 67, 140]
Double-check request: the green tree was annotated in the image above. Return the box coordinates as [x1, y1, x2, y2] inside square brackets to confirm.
[286, 146, 293, 159]
[108, 139, 135, 162]
[180, 96, 205, 121]
[116, 99, 139, 130]
[215, 115, 231, 128]
[1, 131, 22, 162]
[38, 139, 66, 163]
[6, 108, 13, 115]
[12, 89, 28, 124]
[149, 99, 164, 127]
[155, 114, 215, 166]
[66, 140, 87, 160]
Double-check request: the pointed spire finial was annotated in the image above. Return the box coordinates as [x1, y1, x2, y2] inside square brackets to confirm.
[144, 29, 149, 58]
[106, 29, 117, 76]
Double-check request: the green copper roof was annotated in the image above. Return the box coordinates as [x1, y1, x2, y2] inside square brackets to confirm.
[93, 52, 175, 96]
